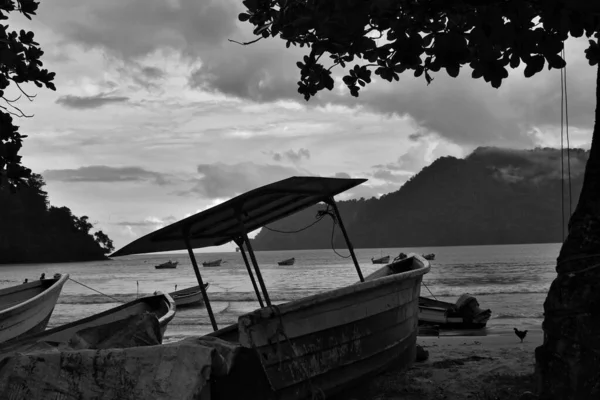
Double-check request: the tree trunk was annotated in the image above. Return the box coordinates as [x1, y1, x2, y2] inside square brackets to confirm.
[535, 64, 600, 399]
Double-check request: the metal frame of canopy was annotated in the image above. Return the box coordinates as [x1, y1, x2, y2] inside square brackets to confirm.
[111, 176, 367, 332]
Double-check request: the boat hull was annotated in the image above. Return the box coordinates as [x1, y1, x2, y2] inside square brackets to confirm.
[0, 274, 69, 344]
[418, 295, 491, 329]
[202, 259, 222, 267]
[237, 255, 428, 400]
[170, 284, 209, 308]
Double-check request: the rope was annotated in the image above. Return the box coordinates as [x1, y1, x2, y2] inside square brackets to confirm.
[263, 208, 329, 234]
[422, 281, 437, 300]
[559, 47, 573, 242]
[68, 277, 125, 303]
[562, 47, 573, 216]
[560, 59, 565, 241]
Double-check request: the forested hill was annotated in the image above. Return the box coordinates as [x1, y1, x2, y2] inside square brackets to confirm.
[0, 174, 114, 264]
[251, 147, 587, 250]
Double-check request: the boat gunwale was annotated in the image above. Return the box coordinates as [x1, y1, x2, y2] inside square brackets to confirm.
[241, 254, 429, 319]
[0, 274, 69, 316]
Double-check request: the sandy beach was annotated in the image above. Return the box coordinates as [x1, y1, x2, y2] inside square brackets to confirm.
[345, 330, 541, 400]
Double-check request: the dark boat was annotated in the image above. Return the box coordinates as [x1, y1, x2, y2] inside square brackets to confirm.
[155, 260, 178, 269]
[418, 294, 492, 329]
[277, 257, 295, 266]
[169, 283, 210, 308]
[371, 255, 390, 264]
[202, 259, 222, 267]
[422, 253, 435, 261]
[112, 176, 430, 400]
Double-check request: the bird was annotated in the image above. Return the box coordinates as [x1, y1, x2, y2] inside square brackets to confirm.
[514, 327, 528, 343]
[40, 273, 45, 280]
[23, 278, 28, 284]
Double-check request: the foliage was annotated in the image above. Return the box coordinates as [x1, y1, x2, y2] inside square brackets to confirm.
[0, 173, 113, 263]
[239, 0, 600, 99]
[1, 0, 56, 190]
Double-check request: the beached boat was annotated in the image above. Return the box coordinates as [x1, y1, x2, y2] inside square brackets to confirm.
[202, 259, 222, 267]
[371, 255, 390, 264]
[170, 283, 210, 308]
[418, 294, 491, 329]
[422, 253, 435, 261]
[277, 257, 295, 266]
[0, 292, 176, 353]
[155, 260, 178, 269]
[0, 273, 69, 344]
[112, 176, 430, 399]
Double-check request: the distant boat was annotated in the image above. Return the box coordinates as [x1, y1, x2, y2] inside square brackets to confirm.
[202, 259, 222, 267]
[418, 294, 491, 329]
[235, 247, 240, 252]
[277, 257, 295, 266]
[169, 283, 210, 308]
[422, 253, 435, 261]
[0, 292, 176, 352]
[371, 255, 390, 264]
[155, 260, 178, 269]
[0, 273, 69, 344]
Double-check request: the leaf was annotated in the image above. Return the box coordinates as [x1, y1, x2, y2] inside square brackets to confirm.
[238, 13, 251, 22]
[523, 55, 545, 78]
[446, 64, 460, 78]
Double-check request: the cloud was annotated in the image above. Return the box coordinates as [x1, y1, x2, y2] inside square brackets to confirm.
[115, 215, 177, 228]
[56, 93, 129, 109]
[43, 166, 172, 185]
[271, 148, 311, 163]
[179, 162, 311, 198]
[333, 172, 351, 179]
[372, 169, 409, 183]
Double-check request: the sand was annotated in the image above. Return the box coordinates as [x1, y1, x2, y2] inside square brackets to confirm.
[346, 330, 541, 400]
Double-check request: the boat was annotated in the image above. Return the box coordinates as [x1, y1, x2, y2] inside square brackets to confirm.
[202, 259, 222, 267]
[155, 260, 178, 269]
[371, 255, 390, 264]
[418, 294, 492, 329]
[112, 176, 430, 399]
[0, 292, 176, 353]
[0, 273, 69, 344]
[235, 247, 240, 252]
[277, 257, 295, 266]
[170, 283, 210, 308]
[422, 253, 435, 261]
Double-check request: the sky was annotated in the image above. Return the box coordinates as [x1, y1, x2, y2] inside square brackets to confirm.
[6, 0, 598, 252]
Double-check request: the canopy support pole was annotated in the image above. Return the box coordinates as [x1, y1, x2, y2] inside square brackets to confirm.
[234, 238, 264, 308]
[183, 233, 218, 331]
[237, 221, 271, 306]
[327, 197, 364, 282]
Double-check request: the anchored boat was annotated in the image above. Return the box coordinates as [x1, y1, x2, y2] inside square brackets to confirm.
[112, 176, 430, 400]
[170, 283, 210, 308]
[0, 273, 69, 344]
[155, 260, 178, 269]
[202, 259, 222, 267]
[277, 257, 295, 266]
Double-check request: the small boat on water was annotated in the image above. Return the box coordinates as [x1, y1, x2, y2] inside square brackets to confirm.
[371, 255, 390, 264]
[202, 259, 222, 267]
[0, 273, 69, 344]
[112, 176, 430, 399]
[155, 260, 178, 269]
[422, 253, 435, 261]
[0, 292, 176, 353]
[418, 294, 491, 329]
[170, 283, 210, 308]
[277, 257, 295, 266]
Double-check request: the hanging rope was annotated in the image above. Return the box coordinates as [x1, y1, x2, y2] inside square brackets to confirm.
[68, 277, 125, 303]
[562, 48, 573, 216]
[559, 46, 573, 241]
[422, 281, 437, 300]
[263, 207, 329, 233]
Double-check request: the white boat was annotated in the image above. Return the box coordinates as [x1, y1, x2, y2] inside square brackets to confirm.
[0, 292, 176, 353]
[0, 273, 69, 344]
[112, 176, 430, 399]
[170, 283, 210, 308]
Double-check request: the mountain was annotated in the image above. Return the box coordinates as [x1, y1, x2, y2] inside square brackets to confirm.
[0, 174, 114, 264]
[251, 147, 586, 250]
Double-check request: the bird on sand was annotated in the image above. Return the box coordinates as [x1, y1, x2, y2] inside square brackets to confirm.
[514, 327, 528, 343]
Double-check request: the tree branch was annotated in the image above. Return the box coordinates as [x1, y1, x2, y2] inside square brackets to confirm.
[228, 37, 264, 46]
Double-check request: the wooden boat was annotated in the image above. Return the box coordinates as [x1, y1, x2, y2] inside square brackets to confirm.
[0, 273, 69, 344]
[422, 253, 435, 261]
[112, 177, 430, 399]
[202, 259, 222, 267]
[277, 257, 295, 266]
[371, 255, 390, 264]
[418, 294, 491, 329]
[155, 260, 178, 269]
[0, 292, 176, 352]
[170, 283, 210, 308]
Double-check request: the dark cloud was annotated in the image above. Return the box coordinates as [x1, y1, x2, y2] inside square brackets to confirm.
[43, 166, 171, 185]
[56, 93, 129, 109]
[141, 66, 165, 80]
[179, 162, 311, 199]
[408, 131, 428, 141]
[372, 163, 405, 171]
[271, 148, 311, 163]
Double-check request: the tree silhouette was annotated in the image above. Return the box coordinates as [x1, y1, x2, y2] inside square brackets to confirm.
[240, 1, 600, 398]
[1, 0, 56, 191]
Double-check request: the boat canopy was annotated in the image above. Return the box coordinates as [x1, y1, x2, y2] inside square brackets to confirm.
[111, 177, 367, 257]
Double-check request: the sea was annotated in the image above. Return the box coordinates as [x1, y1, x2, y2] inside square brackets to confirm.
[0, 243, 559, 342]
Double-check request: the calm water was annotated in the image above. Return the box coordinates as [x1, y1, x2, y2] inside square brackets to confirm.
[0, 243, 560, 342]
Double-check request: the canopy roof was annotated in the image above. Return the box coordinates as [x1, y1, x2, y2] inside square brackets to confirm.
[111, 176, 367, 257]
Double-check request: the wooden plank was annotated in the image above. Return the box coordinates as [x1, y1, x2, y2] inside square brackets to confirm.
[240, 279, 421, 347]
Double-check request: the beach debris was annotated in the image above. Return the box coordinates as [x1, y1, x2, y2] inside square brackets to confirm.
[514, 327, 528, 343]
[519, 391, 539, 399]
[416, 344, 429, 362]
[39, 273, 45, 280]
